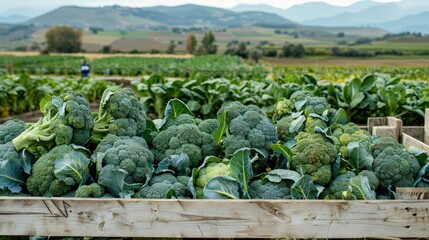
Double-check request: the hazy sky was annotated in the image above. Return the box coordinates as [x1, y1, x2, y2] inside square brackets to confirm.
[1, 0, 400, 11]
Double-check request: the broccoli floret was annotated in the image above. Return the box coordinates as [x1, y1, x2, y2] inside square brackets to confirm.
[290, 132, 337, 185]
[217, 101, 264, 124]
[195, 161, 232, 198]
[152, 114, 218, 167]
[92, 88, 147, 143]
[248, 179, 291, 199]
[371, 137, 402, 158]
[322, 171, 356, 199]
[27, 145, 87, 196]
[162, 114, 196, 130]
[303, 97, 329, 117]
[373, 146, 421, 189]
[94, 135, 154, 184]
[276, 116, 301, 142]
[374, 146, 419, 188]
[290, 90, 312, 104]
[198, 119, 219, 134]
[75, 183, 105, 198]
[138, 173, 190, 199]
[272, 98, 294, 121]
[359, 170, 379, 191]
[221, 104, 278, 156]
[332, 123, 371, 159]
[12, 92, 93, 156]
[0, 120, 27, 144]
[305, 116, 327, 133]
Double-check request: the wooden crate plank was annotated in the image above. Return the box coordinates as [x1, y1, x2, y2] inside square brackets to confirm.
[367, 117, 387, 135]
[397, 188, 429, 200]
[0, 198, 429, 238]
[403, 126, 424, 142]
[372, 126, 398, 140]
[387, 117, 403, 141]
[424, 108, 429, 144]
[402, 133, 429, 153]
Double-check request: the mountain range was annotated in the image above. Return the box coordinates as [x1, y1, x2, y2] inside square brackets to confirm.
[27, 5, 296, 30]
[1, 0, 429, 33]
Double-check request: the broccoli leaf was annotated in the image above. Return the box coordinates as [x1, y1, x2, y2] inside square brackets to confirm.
[21, 149, 33, 174]
[230, 148, 254, 198]
[413, 163, 429, 187]
[54, 151, 90, 186]
[98, 168, 141, 198]
[408, 147, 429, 167]
[39, 94, 52, 113]
[0, 159, 26, 193]
[330, 108, 348, 125]
[157, 153, 191, 176]
[291, 175, 319, 200]
[289, 115, 306, 133]
[270, 143, 293, 168]
[164, 99, 193, 119]
[188, 156, 224, 198]
[212, 111, 227, 145]
[265, 169, 301, 183]
[347, 141, 373, 172]
[348, 175, 375, 200]
[203, 176, 240, 199]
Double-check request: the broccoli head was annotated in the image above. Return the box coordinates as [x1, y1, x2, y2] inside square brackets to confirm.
[27, 145, 87, 196]
[0, 119, 27, 144]
[92, 88, 147, 143]
[289, 90, 312, 104]
[332, 123, 371, 158]
[138, 173, 190, 199]
[248, 179, 291, 199]
[290, 132, 338, 185]
[195, 161, 232, 198]
[322, 171, 356, 199]
[12, 92, 93, 156]
[305, 116, 327, 133]
[373, 146, 420, 189]
[272, 98, 294, 121]
[276, 116, 302, 142]
[152, 114, 218, 167]
[217, 101, 264, 124]
[94, 134, 154, 184]
[371, 137, 402, 158]
[75, 183, 105, 198]
[303, 97, 329, 117]
[198, 119, 219, 134]
[221, 104, 278, 156]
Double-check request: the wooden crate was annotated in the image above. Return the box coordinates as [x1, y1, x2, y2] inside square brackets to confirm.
[0, 197, 428, 238]
[1, 113, 429, 239]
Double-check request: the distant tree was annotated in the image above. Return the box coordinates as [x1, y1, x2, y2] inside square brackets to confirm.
[101, 45, 112, 53]
[45, 26, 82, 53]
[354, 37, 372, 45]
[248, 48, 262, 62]
[337, 32, 346, 38]
[198, 31, 217, 55]
[166, 40, 176, 54]
[186, 34, 197, 54]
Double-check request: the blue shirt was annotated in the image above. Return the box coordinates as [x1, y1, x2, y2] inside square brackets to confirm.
[81, 64, 90, 77]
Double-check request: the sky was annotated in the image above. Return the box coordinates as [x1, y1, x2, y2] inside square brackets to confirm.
[1, 0, 400, 12]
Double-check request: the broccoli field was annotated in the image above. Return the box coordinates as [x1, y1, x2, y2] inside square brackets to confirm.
[1, 86, 428, 201]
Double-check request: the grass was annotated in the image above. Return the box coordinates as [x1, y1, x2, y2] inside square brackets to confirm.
[96, 30, 151, 38]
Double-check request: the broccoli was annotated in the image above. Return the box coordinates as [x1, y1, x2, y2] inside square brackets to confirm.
[305, 116, 327, 133]
[138, 173, 190, 199]
[290, 132, 338, 185]
[152, 114, 218, 167]
[331, 123, 371, 159]
[322, 171, 356, 199]
[276, 116, 302, 142]
[272, 98, 294, 121]
[217, 101, 264, 124]
[27, 145, 88, 196]
[94, 134, 154, 184]
[0, 119, 27, 144]
[371, 137, 402, 158]
[198, 119, 219, 134]
[12, 92, 93, 156]
[359, 170, 379, 190]
[75, 183, 105, 198]
[373, 146, 421, 189]
[92, 88, 147, 143]
[220, 102, 278, 156]
[248, 179, 291, 199]
[195, 161, 232, 198]
[289, 90, 312, 104]
[303, 97, 330, 117]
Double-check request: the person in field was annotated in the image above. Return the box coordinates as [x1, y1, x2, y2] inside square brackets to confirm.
[81, 59, 90, 78]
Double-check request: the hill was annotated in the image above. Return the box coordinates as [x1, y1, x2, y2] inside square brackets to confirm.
[378, 11, 429, 34]
[28, 4, 297, 30]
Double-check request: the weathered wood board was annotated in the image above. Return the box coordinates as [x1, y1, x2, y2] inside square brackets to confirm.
[402, 133, 429, 153]
[0, 197, 428, 238]
[397, 188, 429, 200]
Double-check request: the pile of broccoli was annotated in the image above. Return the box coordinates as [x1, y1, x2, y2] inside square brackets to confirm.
[0, 87, 426, 200]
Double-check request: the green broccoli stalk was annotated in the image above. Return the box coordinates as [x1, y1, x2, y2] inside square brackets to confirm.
[12, 92, 93, 156]
[0, 119, 27, 144]
[91, 88, 147, 143]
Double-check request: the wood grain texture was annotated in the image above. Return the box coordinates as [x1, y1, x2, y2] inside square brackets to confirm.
[1, 197, 428, 238]
[372, 126, 398, 140]
[402, 133, 429, 153]
[403, 126, 425, 142]
[397, 188, 429, 200]
[367, 117, 387, 135]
